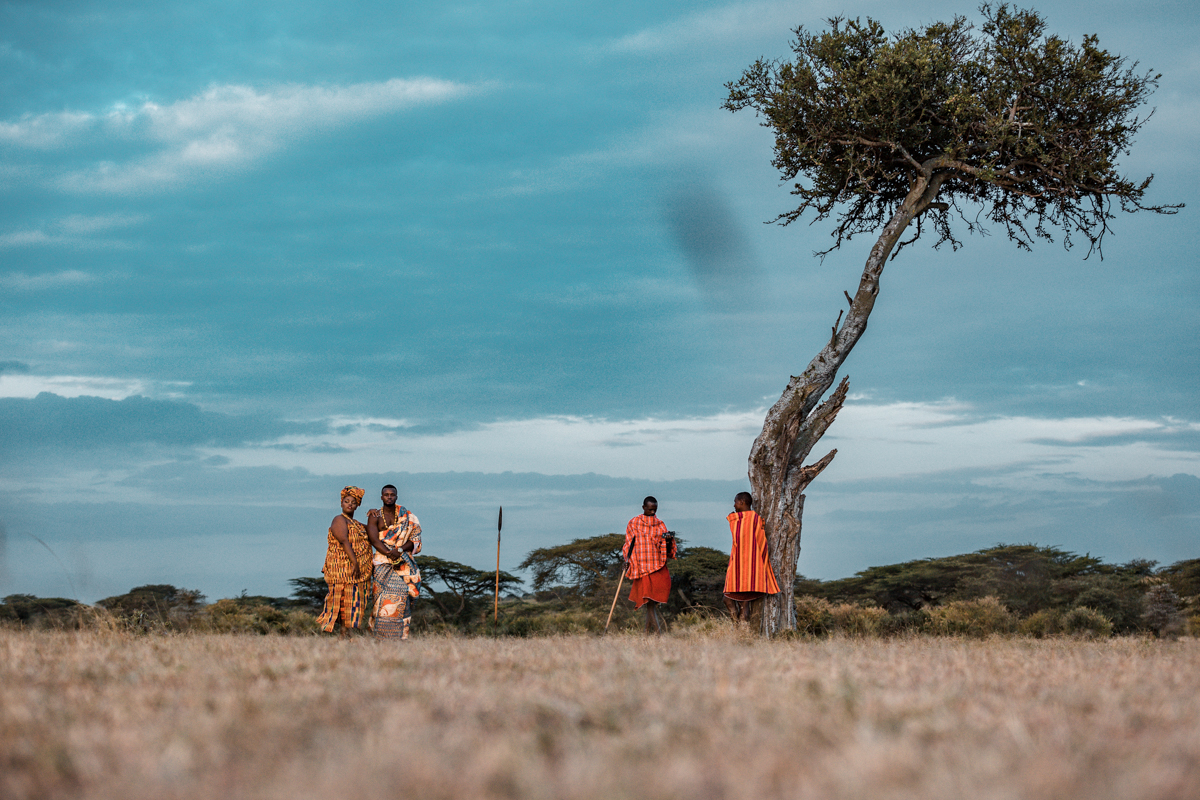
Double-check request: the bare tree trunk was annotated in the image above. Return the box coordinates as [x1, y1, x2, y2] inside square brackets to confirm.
[752, 175, 946, 636]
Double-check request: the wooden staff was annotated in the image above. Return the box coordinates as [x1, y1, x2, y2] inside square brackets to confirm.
[605, 537, 633, 633]
[604, 570, 626, 633]
[493, 506, 502, 627]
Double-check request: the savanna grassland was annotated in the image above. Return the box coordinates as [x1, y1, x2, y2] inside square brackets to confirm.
[3, 628, 1198, 800]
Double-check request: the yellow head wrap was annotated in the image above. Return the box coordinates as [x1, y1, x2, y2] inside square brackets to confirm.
[341, 485, 365, 504]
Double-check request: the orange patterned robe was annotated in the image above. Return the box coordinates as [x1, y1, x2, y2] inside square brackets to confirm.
[317, 516, 372, 632]
[723, 510, 780, 600]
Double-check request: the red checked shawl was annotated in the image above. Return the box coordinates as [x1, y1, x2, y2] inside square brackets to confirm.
[624, 514, 676, 579]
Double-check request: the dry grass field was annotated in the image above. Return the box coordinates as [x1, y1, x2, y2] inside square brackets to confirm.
[2, 626, 1197, 800]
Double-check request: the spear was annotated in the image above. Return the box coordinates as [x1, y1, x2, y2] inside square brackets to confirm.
[493, 506, 503, 627]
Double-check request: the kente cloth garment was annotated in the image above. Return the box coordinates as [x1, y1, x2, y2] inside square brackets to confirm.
[723, 510, 780, 598]
[322, 516, 373, 584]
[342, 485, 365, 503]
[317, 581, 366, 632]
[370, 557, 421, 639]
[623, 514, 676, 579]
[369, 505, 423, 566]
[629, 564, 671, 608]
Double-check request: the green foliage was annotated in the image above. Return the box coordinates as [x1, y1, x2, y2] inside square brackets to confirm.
[288, 577, 328, 613]
[196, 599, 319, 635]
[419, 555, 523, 624]
[670, 545, 731, 612]
[517, 534, 625, 596]
[925, 596, 1015, 637]
[1060, 606, 1114, 638]
[794, 595, 834, 635]
[1142, 582, 1185, 639]
[1018, 609, 1062, 638]
[1158, 558, 1200, 599]
[96, 584, 207, 631]
[724, 4, 1179, 257]
[828, 603, 889, 636]
[801, 544, 1153, 633]
[0, 594, 85, 629]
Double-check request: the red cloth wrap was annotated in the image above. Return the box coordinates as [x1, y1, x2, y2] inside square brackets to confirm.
[628, 564, 671, 608]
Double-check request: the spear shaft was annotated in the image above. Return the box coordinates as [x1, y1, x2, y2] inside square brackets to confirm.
[494, 507, 502, 627]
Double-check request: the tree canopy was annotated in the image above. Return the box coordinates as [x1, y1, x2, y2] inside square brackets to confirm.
[724, 4, 1180, 257]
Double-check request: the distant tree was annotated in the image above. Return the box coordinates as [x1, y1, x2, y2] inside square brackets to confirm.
[0, 594, 82, 627]
[670, 546, 731, 611]
[724, 5, 1181, 633]
[97, 584, 206, 630]
[288, 577, 328, 613]
[518, 534, 626, 596]
[419, 555, 523, 623]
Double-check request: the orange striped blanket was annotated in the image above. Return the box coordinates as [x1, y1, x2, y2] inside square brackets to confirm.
[723, 510, 780, 597]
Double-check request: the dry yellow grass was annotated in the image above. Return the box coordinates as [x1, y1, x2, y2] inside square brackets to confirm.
[2, 626, 1197, 800]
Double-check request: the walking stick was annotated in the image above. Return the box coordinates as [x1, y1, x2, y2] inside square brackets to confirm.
[604, 570, 626, 633]
[605, 537, 633, 634]
[493, 506, 502, 628]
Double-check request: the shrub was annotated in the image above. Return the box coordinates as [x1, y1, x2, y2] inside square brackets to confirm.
[1018, 609, 1062, 638]
[1187, 615, 1200, 638]
[196, 600, 319, 635]
[794, 595, 833, 636]
[828, 603, 888, 636]
[1060, 606, 1114, 638]
[1143, 583, 1185, 638]
[925, 596, 1014, 637]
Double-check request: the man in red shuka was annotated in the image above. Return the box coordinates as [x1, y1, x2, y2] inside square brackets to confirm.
[723, 491, 780, 624]
[623, 496, 676, 634]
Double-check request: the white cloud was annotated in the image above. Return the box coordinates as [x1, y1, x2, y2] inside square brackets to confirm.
[199, 401, 1200, 487]
[0, 214, 145, 249]
[0, 271, 97, 290]
[0, 374, 149, 400]
[1, 78, 478, 193]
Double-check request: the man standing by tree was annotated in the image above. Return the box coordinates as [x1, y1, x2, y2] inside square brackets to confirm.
[723, 492, 780, 625]
[623, 496, 676, 634]
[366, 484, 422, 639]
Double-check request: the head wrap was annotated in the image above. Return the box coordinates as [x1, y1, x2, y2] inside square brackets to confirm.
[341, 486, 365, 504]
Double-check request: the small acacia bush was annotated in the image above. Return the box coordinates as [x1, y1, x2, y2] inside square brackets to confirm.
[1143, 583, 1185, 638]
[1188, 616, 1200, 637]
[925, 596, 1014, 638]
[1059, 606, 1113, 638]
[829, 603, 889, 636]
[1018, 609, 1062, 638]
[794, 595, 834, 635]
[196, 600, 319, 635]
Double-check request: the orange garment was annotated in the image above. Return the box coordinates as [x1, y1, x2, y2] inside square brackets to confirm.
[322, 515, 372, 584]
[629, 564, 671, 608]
[723, 510, 780, 597]
[624, 514, 676, 579]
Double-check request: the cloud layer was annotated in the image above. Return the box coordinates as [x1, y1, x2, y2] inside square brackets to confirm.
[1, 78, 476, 192]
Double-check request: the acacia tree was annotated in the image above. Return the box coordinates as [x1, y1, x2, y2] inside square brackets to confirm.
[724, 5, 1180, 634]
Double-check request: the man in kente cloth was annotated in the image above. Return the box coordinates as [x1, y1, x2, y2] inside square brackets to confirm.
[366, 484, 422, 639]
[723, 491, 780, 624]
[318, 486, 378, 636]
[623, 496, 676, 634]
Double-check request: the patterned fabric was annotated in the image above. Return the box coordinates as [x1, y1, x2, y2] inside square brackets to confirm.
[624, 514, 676, 579]
[368, 505, 423, 566]
[370, 559, 420, 639]
[629, 564, 671, 608]
[322, 516, 372, 584]
[342, 485, 365, 503]
[723, 510, 780, 596]
[317, 581, 365, 632]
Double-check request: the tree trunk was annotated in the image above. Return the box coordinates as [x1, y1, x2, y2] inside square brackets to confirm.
[752, 175, 945, 636]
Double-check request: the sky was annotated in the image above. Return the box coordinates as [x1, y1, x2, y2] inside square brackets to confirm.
[1, 0, 1197, 604]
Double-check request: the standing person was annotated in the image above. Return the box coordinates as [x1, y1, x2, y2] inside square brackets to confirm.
[366, 484, 423, 640]
[318, 486, 376, 636]
[723, 491, 780, 624]
[623, 496, 676, 634]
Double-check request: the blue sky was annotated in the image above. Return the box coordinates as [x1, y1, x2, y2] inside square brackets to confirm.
[1, 0, 1197, 603]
